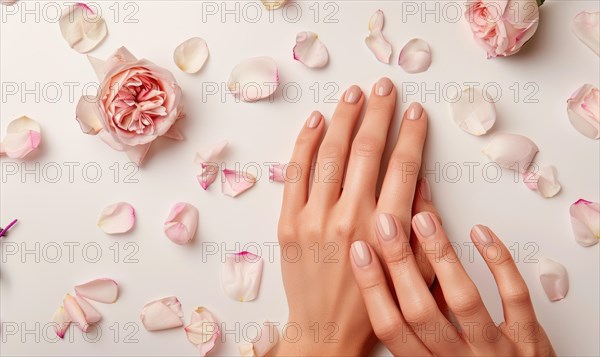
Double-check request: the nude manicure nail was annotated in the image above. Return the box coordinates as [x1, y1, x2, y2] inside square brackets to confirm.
[473, 225, 493, 244]
[351, 241, 372, 267]
[419, 178, 432, 202]
[375, 77, 393, 97]
[407, 102, 423, 120]
[306, 111, 322, 128]
[414, 213, 436, 238]
[377, 213, 398, 241]
[344, 85, 362, 104]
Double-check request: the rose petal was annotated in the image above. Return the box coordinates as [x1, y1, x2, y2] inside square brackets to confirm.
[174, 37, 209, 74]
[164, 202, 199, 245]
[365, 10, 392, 64]
[76, 95, 103, 135]
[74, 278, 119, 303]
[52, 306, 71, 339]
[140, 296, 184, 331]
[261, 0, 285, 10]
[194, 140, 228, 164]
[240, 321, 279, 357]
[269, 164, 286, 183]
[227, 57, 279, 102]
[59, 3, 107, 53]
[75, 295, 102, 324]
[0, 116, 41, 159]
[571, 11, 600, 56]
[87, 55, 106, 80]
[163, 126, 184, 141]
[570, 199, 600, 247]
[97, 202, 135, 235]
[482, 133, 538, 172]
[63, 294, 89, 332]
[567, 84, 600, 140]
[221, 251, 264, 302]
[398, 38, 432, 74]
[222, 169, 256, 197]
[449, 87, 496, 136]
[198, 164, 220, 190]
[539, 258, 569, 302]
[293, 31, 329, 68]
[522, 165, 561, 198]
[125, 144, 151, 166]
[185, 307, 220, 356]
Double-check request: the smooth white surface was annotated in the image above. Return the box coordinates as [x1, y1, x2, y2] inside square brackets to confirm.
[1, 1, 599, 356]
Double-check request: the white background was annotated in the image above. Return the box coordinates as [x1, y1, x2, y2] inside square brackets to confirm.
[1, 0, 599, 356]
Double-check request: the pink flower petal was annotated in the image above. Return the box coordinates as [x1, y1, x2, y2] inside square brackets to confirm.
[398, 38, 432, 74]
[74, 278, 119, 303]
[185, 307, 220, 356]
[0, 116, 41, 159]
[75, 295, 102, 324]
[240, 321, 279, 357]
[52, 306, 71, 339]
[59, 3, 107, 53]
[164, 203, 199, 245]
[365, 10, 392, 64]
[194, 140, 228, 164]
[227, 57, 279, 102]
[261, 0, 285, 10]
[523, 165, 561, 198]
[269, 164, 286, 183]
[87, 55, 106, 80]
[75, 95, 103, 135]
[163, 126, 184, 141]
[567, 84, 599, 140]
[221, 251, 264, 302]
[198, 164, 219, 190]
[570, 199, 600, 247]
[572, 11, 599, 56]
[174, 37, 209, 74]
[293, 31, 329, 68]
[539, 258, 569, 302]
[97, 202, 135, 235]
[222, 169, 256, 197]
[63, 294, 89, 332]
[482, 133, 538, 172]
[140, 296, 184, 331]
[125, 143, 151, 166]
[450, 87, 496, 136]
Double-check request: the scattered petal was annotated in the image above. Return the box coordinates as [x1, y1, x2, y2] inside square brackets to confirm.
[570, 199, 600, 247]
[269, 164, 286, 183]
[539, 258, 569, 302]
[398, 38, 432, 74]
[74, 278, 119, 303]
[140, 296, 184, 331]
[76, 295, 102, 324]
[227, 57, 279, 102]
[240, 321, 280, 357]
[63, 294, 89, 332]
[194, 140, 229, 164]
[449, 87, 496, 136]
[97, 202, 135, 235]
[164, 203, 199, 245]
[52, 306, 71, 339]
[261, 0, 286, 10]
[567, 84, 599, 139]
[571, 11, 600, 56]
[185, 307, 220, 356]
[59, 3, 107, 53]
[482, 133, 538, 172]
[523, 165, 561, 198]
[293, 31, 329, 68]
[198, 164, 220, 190]
[0, 116, 41, 159]
[174, 37, 209, 74]
[365, 10, 392, 64]
[221, 251, 264, 302]
[222, 169, 256, 197]
[76, 95, 103, 135]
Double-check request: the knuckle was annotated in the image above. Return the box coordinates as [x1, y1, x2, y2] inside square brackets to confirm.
[318, 143, 346, 161]
[404, 303, 437, 325]
[383, 243, 413, 267]
[447, 289, 482, 317]
[388, 154, 421, 174]
[373, 318, 403, 343]
[277, 221, 297, 242]
[331, 218, 357, 238]
[502, 287, 531, 306]
[352, 136, 384, 158]
[303, 222, 324, 239]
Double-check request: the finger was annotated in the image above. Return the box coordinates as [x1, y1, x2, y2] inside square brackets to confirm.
[309, 85, 364, 206]
[281, 111, 324, 217]
[342, 78, 397, 203]
[378, 102, 428, 232]
[408, 178, 436, 287]
[412, 212, 495, 345]
[350, 240, 430, 356]
[470, 225, 537, 326]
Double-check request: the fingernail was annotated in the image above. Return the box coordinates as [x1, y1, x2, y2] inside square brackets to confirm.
[473, 225, 493, 244]
[376, 213, 398, 241]
[344, 85, 362, 104]
[351, 241, 372, 267]
[419, 178, 431, 202]
[375, 77, 393, 97]
[414, 213, 436, 238]
[407, 102, 423, 120]
[305, 111, 322, 129]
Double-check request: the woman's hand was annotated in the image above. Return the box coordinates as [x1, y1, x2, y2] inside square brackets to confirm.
[350, 200, 556, 356]
[273, 78, 432, 356]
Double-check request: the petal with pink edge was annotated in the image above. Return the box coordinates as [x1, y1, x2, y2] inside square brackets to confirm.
[0, 116, 41, 159]
[198, 164, 220, 190]
[164, 202, 199, 245]
[52, 306, 71, 339]
[74, 278, 119, 303]
[222, 169, 256, 197]
[97, 202, 135, 235]
[174, 37, 209, 74]
[539, 258, 569, 302]
[59, 3, 107, 53]
[523, 165, 561, 198]
[76, 295, 102, 324]
[194, 140, 228, 164]
[398, 38, 432, 74]
[293, 31, 329, 68]
[261, 0, 286, 10]
[269, 164, 286, 183]
[571, 11, 599, 56]
[221, 251, 264, 302]
[570, 199, 600, 247]
[449, 87, 496, 136]
[365, 10, 392, 64]
[63, 294, 89, 332]
[482, 133, 538, 172]
[227, 57, 279, 102]
[240, 321, 280, 357]
[567, 84, 599, 140]
[185, 307, 220, 356]
[140, 296, 184, 331]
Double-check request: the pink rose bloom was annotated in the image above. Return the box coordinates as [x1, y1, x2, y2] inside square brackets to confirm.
[465, 0, 540, 58]
[567, 84, 599, 140]
[76, 47, 185, 165]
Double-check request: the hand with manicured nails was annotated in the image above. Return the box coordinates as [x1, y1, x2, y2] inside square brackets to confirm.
[350, 206, 556, 356]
